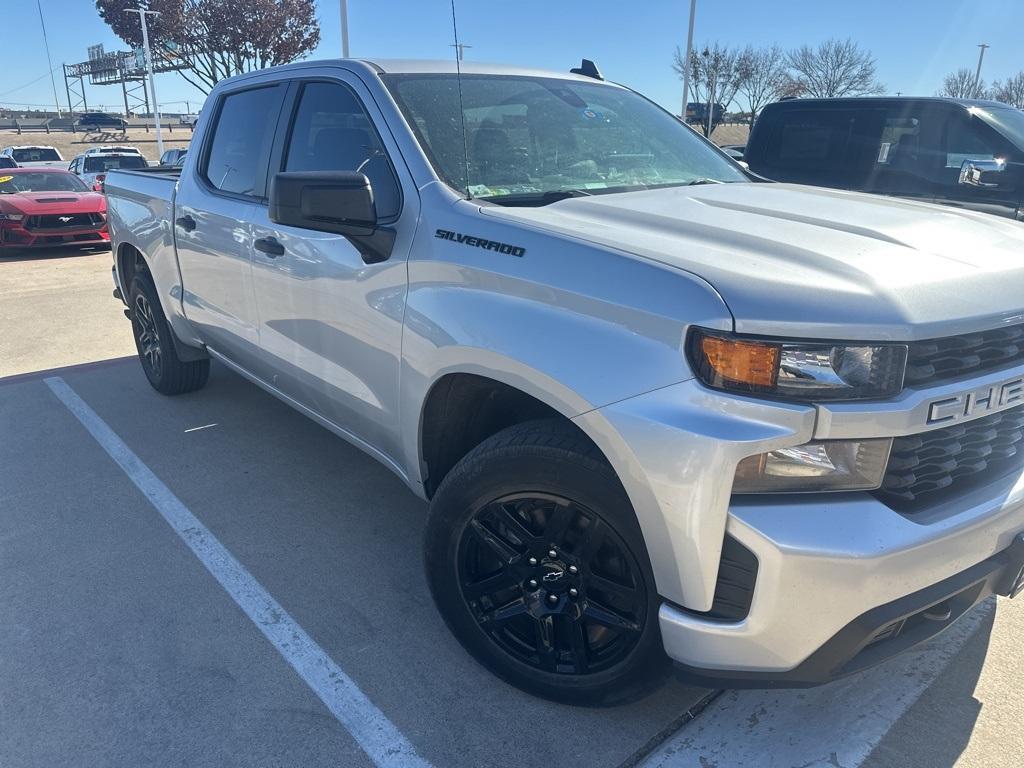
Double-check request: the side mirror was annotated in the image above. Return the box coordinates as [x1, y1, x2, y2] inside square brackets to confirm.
[959, 158, 1006, 188]
[269, 171, 395, 263]
[269, 170, 377, 236]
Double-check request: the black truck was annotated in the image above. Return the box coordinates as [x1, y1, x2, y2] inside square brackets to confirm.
[745, 97, 1024, 220]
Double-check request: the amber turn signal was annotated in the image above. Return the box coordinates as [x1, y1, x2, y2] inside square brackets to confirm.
[699, 336, 780, 388]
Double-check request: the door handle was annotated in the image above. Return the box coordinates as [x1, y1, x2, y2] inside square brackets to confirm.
[175, 214, 196, 232]
[254, 236, 285, 258]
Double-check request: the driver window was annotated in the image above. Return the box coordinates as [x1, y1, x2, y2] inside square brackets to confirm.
[284, 81, 400, 220]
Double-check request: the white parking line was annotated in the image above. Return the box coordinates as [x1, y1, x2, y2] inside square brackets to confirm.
[640, 599, 994, 768]
[45, 376, 432, 768]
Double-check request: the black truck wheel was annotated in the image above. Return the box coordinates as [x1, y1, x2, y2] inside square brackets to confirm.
[129, 272, 209, 395]
[424, 419, 669, 705]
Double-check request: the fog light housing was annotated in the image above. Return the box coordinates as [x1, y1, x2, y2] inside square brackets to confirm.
[733, 438, 892, 493]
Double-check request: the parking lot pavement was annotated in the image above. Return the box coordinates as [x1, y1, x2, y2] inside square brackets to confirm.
[0, 248, 136, 378]
[1, 360, 712, 768]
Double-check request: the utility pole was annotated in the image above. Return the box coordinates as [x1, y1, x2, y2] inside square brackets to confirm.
[125, 6, 163, 155]
[679, 0, 697, 122]
[35, 0, 62, 117]
[974, 43, 990, 98]
[449, 43, 472, 61]
[340, 0, 350, 57]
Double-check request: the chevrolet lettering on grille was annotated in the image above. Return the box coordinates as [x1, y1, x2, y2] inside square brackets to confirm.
[926, 376, 1024, 425]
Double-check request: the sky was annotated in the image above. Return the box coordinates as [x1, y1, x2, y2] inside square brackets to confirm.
[3, 0, 1024, 115]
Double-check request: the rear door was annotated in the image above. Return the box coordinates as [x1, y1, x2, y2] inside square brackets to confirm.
[174, 83, 286, 368]
[247, 72, 416, 460]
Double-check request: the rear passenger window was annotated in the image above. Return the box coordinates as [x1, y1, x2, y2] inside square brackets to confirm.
[204, 86, 283, 197]
[283, 81, 401, 220]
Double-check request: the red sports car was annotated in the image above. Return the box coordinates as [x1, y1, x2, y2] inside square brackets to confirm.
[0, 167, 109, 250]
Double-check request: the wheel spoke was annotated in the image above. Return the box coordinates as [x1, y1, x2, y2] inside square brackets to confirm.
[533, 615, 558, 671]
[479, 598, 528, 628]
[566, 616, 590, 673]
[578, 517, 608, 563]
[583, 598, 641, 634]
[543, 501, 574, 542]
[587, 572, 637, 604]
[468, 519, 521, 565]
[493, 502, 540, 547]
[462, 568, 521, 601]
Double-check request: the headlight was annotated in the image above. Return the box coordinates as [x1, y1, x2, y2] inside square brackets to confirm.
[687, 329, 907, 401]
[733, 438, 892, 493]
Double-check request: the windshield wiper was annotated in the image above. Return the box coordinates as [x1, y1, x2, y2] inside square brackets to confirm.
[683, 178, 725, 186]
[479, 189, 593, 207]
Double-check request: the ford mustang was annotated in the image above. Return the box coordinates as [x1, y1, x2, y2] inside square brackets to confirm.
[0, 168, 109, 251]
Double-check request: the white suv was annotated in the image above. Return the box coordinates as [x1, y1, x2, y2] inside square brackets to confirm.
[69, 151, 149, 190]
[0, 145, 64, 168]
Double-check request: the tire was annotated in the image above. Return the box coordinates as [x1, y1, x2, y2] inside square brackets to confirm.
[128, 271, 209, 395]
[424, 419, 669, 705]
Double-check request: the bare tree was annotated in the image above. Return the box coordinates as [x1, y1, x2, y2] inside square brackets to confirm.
[96, 0, 320, 94]
[672, 42, 747, 137]
[939, 68, 984, 99]
[735, 45, 789, 127]
[990, 72, 1024, 108]
[787, 38, 883, 97]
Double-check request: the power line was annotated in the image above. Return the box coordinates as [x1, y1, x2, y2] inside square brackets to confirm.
[0, 66, 61, 99]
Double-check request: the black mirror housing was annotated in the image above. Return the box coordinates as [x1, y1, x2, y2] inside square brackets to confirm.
[269, 171, 377, 235]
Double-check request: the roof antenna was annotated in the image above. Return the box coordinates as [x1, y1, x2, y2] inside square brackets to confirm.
[450, 0, 472, 199]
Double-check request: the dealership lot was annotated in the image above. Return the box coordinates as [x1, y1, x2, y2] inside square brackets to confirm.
[1, 249, 1022, 768]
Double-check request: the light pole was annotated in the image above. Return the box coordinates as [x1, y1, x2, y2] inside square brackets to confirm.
[974, 43, 990, 98]
[125, 6, 163, 155]
[340, 0, 350, 57]
[450, 43, 472, 61]
[679, 0, 696, 122]
[35, 0, 62, 117]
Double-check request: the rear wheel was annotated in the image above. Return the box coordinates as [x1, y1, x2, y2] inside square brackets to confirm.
[425, 419, 669, 705]
[129, 272, 209, 395]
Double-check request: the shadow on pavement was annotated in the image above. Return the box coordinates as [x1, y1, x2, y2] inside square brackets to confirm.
[863, 606, 993, 768]
[0, 245, 111, 263]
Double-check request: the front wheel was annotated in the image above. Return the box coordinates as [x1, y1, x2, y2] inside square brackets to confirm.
[424, 420, 669, 705]
[129, 272, 209, 395]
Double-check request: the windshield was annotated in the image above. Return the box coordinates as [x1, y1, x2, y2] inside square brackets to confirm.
[0, 172, 88, 193]
[84, 155, 148, 173]
[976, 106, 1024, 153]
[12, 148, 61, 162]
[384, 74, 746, 202]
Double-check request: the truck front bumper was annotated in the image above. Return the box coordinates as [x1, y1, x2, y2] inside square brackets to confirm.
[574, 374, 1024, 685]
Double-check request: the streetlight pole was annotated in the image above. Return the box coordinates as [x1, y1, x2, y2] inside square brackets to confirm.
[974, 43, 990, 98]
[679, 0, 696, 121]
[340, 0, 350, 57]
[35, 0, 62, 117]
[125, 6, 163, 156]
[450, 43, 472, 61]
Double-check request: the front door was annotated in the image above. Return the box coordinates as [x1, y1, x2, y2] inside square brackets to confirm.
[248, 75, 415, 461]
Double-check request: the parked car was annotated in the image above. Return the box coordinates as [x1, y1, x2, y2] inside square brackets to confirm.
[0, 145, 64, 168]
[159, 148, 187, 166]
[77, 112, 128, 131]
[69, 152, 149, 191]
[84, 145, 142, 157]
[0, 168, 108, 250]
[685, 101, 725, 127]
[745, 97, 1024, 219]
[105, 59, 1024, 704]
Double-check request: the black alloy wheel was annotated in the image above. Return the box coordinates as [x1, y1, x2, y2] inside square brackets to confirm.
[459, 492, 647, 676]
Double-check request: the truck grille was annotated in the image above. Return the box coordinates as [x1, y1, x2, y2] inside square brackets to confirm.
[905, 324, 1024, 387]
[24, 213, 104, 231]
[876, 405, 1024, 509]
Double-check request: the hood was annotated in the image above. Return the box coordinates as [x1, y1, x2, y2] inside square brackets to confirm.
[480, 183, 1024, 341]
[2, 191, 106, 215]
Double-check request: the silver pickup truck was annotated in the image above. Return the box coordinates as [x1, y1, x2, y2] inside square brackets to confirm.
[106, 58, 1024, 705]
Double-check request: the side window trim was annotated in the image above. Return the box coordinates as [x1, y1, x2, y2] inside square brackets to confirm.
[273, 77, 404, 224]
[197, 82, 286, 204]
